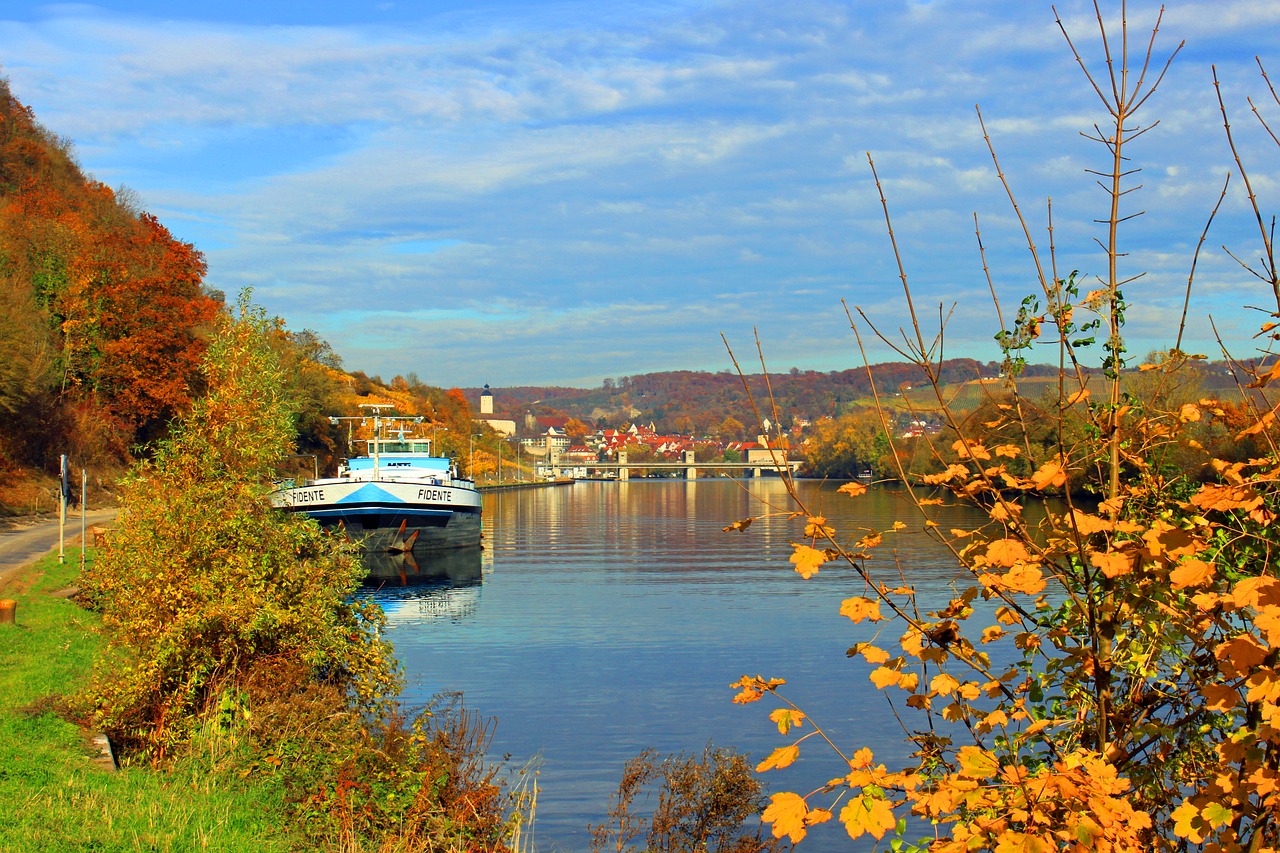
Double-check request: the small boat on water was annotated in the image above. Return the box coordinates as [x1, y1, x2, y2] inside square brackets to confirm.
[271, 418, 482, 553]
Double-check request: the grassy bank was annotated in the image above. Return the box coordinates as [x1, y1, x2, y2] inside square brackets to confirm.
[0, 549, 295, 852]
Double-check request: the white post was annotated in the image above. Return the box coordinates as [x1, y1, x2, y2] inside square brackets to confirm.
[58, 454, 67, 563]
[80, 469, 86, 570]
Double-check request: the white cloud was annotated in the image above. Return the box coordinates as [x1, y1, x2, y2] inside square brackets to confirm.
[0, 0, 1275, 384]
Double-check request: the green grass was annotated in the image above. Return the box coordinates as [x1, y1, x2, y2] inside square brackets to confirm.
[0, 550, 297, 852]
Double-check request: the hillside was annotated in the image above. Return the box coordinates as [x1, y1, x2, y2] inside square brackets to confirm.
[470, 358, 1250, 439]
[0, 81, 480, 514]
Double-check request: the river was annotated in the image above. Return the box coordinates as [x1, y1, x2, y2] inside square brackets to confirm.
[362, 479, 992, 852]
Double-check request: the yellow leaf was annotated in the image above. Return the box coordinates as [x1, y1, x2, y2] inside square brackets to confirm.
[984, 538, 1034, 568]
[722, 517, 754, 533]
[804, 515, 834, 538]
[869, 666, 900, 689]
[1066, 388, 1090, 405]
[1192, 483, 1264, 513]
[993, 444, 1021, 458]
[789, 544, 830, 579]
[849, 642, 890, 664]
[1171, 800, 1206, 844]
[1090, 549, 1135, 579]
[770, 708, 806, 735]
[837, 482, 867, 497]
[730, 675, 786, 704]
[1170, 558, 1215, 589]
[1236, 410, 1277, 438]
[956, 745, 1000, 779]
[840, 596, 885, 623]
[930, 673, 960, 696]
[1179, 403, 1202, 422]
[839, 793, 896, 841]
[757, 744, 800, 772]
[1031, 461, 1067, 490]
[762, 792, 811, 844]
[1003, 564, 1046, 595]
[952, 439, 991, 461]
[1201, 683, 1238, 712]
[1069, 510, 1112, 535]
[1248, 360, 1280, 388]
[1232, 576, 1280, 609]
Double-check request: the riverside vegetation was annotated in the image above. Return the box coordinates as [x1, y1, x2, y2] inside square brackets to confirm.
[726, 4, 1280, 851]
[64, 297, 533, 852]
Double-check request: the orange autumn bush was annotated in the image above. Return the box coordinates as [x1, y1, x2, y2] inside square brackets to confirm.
[729, 5, 1280, 851]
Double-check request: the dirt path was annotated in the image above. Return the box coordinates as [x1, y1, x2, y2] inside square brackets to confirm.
[0, 508, 119, 589]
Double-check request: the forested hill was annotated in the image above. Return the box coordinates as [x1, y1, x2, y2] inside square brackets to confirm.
[476, 357, 1251, 435]
[0, 79, 223, 482]
[474, 360, 1063, 433]
[0, 79, 483, 514]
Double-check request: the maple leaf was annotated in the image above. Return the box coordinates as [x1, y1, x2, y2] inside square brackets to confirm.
[1216, 637, 1268, 673]
[839, 793, 896, 841]
[849, 642, 890, 664]
[984, 538, 1034, 568]
[770, 708, 806, 735]
[1090, 549, 1136, 579]
[1031, 461, 1067, 490]
[722, 517, 753, 533]
[1003, 564, 1046, 595]
[804, 515, 835, 538]
[1170, 558, 1215, 589]
[1248, 360, 1280, 388]
[1069, 510, 1112, 535]
[869, 666, 901, 689]
[1171, 800, 1206, 844]
[837, 482, 867, 497]
[952, 439, 992, 461]
[930, 673, 960, 696]
[1066, 388, 1091, 405]
[1232, 576, 1280, 610]
[1236, 409, 1277, 438]
[762, 792, 811, 844]
[840, 596, 885, 623]
[790, 544, 830, 579]
[1200, 683, 1239, 712]
[1191, 483, 1264, 513]
[730, 675, 785, 703]
[757, 744, 800, 772]
[994, 443, 1022, 458]
[957, 745, 1000, 779]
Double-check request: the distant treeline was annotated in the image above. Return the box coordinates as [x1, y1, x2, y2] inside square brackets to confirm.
[468, 359, 1252, 438]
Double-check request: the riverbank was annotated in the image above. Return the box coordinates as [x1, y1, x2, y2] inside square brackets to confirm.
[0, 550, 296, 852]
[478, 477, 574, 493]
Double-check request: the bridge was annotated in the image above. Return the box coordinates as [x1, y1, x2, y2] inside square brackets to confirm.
[535, 449, 801, 480]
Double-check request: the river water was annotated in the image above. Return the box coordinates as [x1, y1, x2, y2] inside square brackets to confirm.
[363, 479, 991, 852]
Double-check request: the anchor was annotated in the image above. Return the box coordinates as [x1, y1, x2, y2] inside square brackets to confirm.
[387, 519, 419, 554]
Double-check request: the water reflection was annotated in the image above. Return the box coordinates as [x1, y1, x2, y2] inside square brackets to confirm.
[361, 545, 484, 626]
[362, 543, 483, 587]
[379, 480, 1005, 853]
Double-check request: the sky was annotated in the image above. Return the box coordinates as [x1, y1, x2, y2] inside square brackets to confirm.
[1, 0, 1278, 387]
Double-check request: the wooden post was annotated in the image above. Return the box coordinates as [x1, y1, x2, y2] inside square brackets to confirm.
[0, 600, 15, 625]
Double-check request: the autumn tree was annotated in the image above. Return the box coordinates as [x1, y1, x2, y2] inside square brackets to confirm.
[729, 7, 1280, 851]
[78, 294, 398, 762]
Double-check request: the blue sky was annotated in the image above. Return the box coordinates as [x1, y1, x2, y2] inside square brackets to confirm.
[2, 1, 1278, 387]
